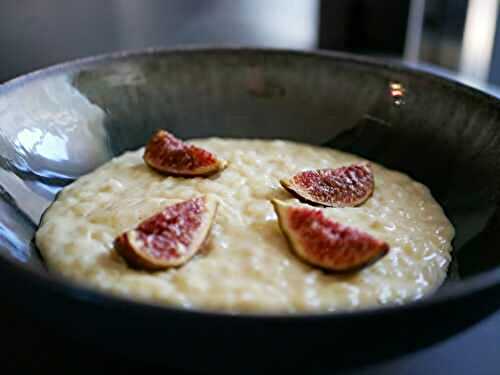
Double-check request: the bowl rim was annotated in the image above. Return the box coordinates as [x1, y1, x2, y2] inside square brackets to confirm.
[1, 45, 499, 320]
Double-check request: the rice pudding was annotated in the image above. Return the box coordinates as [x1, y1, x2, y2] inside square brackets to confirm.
[36, 138, 454, 313]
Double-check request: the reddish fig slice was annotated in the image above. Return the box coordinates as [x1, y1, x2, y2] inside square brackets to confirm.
[271, 200, 389, 272]
[280, 163, 374, 207]
[114, 196, 217, 271]
[144, 130, 227, 177]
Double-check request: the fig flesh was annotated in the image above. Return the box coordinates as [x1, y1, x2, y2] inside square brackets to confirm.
[144, 130, 227, 176]
[272, 199, 389, 272]
[115, 196, 217, 271]
[280, 163, 374, 207]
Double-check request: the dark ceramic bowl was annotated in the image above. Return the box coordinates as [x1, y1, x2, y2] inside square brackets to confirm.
[1, 47, 500, 373]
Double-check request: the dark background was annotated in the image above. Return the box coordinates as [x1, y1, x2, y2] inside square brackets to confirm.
[1, 1, 499, 374]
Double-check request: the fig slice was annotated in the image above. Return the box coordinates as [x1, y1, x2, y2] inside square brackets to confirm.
[114, 196, 217, 271]
[280, 163, 374, 207]
[271, 199, 389, 272]
[144, 130, 228, 177]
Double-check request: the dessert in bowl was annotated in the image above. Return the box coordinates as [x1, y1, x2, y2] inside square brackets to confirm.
[36, 132, 454, 313]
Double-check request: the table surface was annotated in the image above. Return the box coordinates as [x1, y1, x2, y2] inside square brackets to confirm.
[2, 64, 500, 375]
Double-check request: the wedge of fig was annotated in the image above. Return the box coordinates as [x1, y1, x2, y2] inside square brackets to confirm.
[272, 200, 389, 272]
[144, 130, 227, 177]
[114, 196, 217, 271]
[280, 163, 374, 207]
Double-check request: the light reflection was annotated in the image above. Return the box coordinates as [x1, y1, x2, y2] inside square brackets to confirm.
[389, 81, 406, 106]
[0, 222, 29, 262]
[15, 128, 69, 162]
[460, 0, 499, 82]
[0, 75, 111, 177]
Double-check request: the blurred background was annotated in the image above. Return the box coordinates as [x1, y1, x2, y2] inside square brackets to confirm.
[0, 0, 500, 86]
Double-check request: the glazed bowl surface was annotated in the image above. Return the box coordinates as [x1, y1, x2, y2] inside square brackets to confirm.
[1, 47, 500, 372]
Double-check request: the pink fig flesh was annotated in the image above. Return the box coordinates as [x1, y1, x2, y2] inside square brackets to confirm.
[114, 196, 217, 271]
[144, 130, 227, 177]
[280, 163, 374, 207]
[272, 199, 389, 272]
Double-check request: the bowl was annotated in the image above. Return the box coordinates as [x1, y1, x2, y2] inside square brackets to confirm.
[1, 47, 500, 373]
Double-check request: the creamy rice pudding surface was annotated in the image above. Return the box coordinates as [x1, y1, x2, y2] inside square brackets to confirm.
[36, 139, 454, 313]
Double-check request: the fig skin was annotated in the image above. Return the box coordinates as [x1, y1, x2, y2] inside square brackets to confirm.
[280, 163, 374, 207]
[271, 199, 389, 272]
[114, 196, 218, 271]
[144, 130, 228, 177]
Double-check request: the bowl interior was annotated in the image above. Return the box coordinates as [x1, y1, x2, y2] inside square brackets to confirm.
[1, 48, 500, 298]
